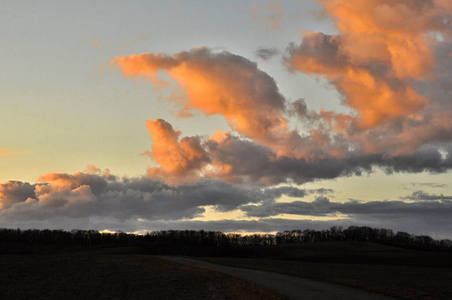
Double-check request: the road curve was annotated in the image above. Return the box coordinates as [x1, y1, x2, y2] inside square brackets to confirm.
[161, 256, 396, 300]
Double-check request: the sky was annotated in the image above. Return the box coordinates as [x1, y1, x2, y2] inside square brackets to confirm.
[1, 0, 452, 238]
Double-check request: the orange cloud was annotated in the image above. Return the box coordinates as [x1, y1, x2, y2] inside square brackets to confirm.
[145, 119, 210, 184]
[85, 164, 101, 174]
[38, 172, 108, 196]
[85, 165, 116, 180]
[112, 48, 296, 153]
[286, 0, 450, 129]
[34, 184, 96, 209]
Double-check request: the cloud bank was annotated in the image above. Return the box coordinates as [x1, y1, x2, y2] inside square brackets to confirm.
[1, 169, 452, 238]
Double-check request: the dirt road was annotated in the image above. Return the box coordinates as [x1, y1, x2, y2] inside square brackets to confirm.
[162, 256, 396, 300]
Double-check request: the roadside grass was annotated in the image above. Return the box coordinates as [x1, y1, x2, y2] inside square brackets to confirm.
[0, 251, 285, 299]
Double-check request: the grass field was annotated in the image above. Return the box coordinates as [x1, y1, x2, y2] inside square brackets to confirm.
[198, 242, 452, 300]
[0, 248, 285, 300]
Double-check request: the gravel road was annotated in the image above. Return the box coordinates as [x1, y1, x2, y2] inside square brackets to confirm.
[162, 256, 396, 300]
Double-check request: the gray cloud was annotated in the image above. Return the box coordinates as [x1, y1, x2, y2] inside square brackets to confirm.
[0, 181, 37, 209]
[5, 170, 452, 238]
[401, 190, 452, 201]
[263, 186, 307, 199]
[308, 188, 334, 195]
[240, 197, 452, 238]
[207, 132, 452, 185]
[0, 173, 310, 222]
[255, 48, 281, 60]
[406, 182, 448, 189]
[2, 171, 452, 238]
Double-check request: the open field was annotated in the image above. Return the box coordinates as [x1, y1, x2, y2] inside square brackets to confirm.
[0, 249, 285, 300]
[197, 242, 452, 300]
[1, 230, 451, 299]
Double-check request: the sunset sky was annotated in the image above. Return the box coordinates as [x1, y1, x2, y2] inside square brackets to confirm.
[1, 0, 452, 238]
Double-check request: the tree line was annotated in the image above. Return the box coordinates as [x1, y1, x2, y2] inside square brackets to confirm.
[0, 226, 451, 252]
[275, 226, 452, 250]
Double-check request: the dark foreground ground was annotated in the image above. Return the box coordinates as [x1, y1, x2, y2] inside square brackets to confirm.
[166, 256, 395, 300]
[1, 241, 451, 299]
[196, 242, 452, 300]
[0, 248, 284, 300]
